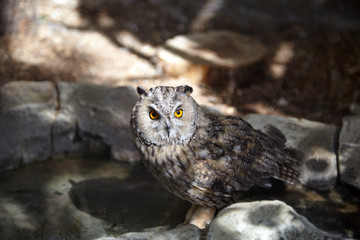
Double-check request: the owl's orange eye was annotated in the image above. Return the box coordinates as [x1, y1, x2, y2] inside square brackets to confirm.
[174, 109, 183, 118]
[149, 110, 159, 120]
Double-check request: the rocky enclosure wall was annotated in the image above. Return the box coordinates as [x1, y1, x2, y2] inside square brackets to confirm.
[0, 81, 359, 192]
[0, 81, 139, 171]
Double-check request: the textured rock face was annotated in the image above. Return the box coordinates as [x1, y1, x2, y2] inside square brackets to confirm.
[0, 81, 56, 171]
[244, 114, 339, 191]
[207, 200, 324, 240]
[54, 82, 139, 161]
[338, 116, 360, 189]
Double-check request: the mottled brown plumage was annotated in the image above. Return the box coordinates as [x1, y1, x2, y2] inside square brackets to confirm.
[130, 85, 302, 226]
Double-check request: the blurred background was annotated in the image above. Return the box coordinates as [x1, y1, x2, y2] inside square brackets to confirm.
[0, 0, 360, 123]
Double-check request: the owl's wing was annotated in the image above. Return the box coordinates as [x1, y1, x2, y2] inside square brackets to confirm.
[190, 115, 301, 196]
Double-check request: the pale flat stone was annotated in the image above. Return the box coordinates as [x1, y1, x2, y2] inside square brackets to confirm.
[243, 114, 339, 191]
[338, 116, 360, 189]
[207, 200, 324, 240]
[158, 30, 266, 68]
[157, 30, 266, 83]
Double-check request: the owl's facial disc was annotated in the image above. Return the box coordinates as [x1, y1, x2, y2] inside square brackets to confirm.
[148, 105, 184, 142]
[133, 86, 199, 146]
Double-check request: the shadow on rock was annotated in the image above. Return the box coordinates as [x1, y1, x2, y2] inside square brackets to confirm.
[68, 165, 190, 231]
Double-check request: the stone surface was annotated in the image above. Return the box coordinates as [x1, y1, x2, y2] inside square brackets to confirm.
[338, 116, 360, 189]
[207, 200, 325, 240]
[0, 81, 56, 171]
[243, 114, 339, 191]
[54, 82, 139, 162]
[0, 81, 57, 109]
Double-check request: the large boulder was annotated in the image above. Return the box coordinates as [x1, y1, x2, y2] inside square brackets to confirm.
[243, 114, 339, 191]
[207, 200, 324, 240]
[338, 116, 360, 190]
[0, 81, 141, 172]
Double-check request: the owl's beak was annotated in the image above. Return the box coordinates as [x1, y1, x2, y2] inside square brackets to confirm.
[164, 120, 171, 137]
[165, 123, 170, 136]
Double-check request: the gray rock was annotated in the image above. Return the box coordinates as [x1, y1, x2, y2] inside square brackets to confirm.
[338, 116, 360, 189]
[243, 114, 339, 191]
[115, 225, 200, 240]
[0, 81, 56, 171]
[54, 82, 140, 162]
[0, 81, 141, 172]
[207, 200, 324, 240]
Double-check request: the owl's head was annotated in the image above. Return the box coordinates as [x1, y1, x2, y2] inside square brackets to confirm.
[131, 85, 201, 146]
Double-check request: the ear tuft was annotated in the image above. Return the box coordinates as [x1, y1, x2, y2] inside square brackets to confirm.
[178, 85, 193, 96]
[136, 87, 148, 96]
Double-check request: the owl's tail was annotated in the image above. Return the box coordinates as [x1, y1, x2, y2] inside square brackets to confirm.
[263, 124, 304, 184]
[277, 147, 304, 184]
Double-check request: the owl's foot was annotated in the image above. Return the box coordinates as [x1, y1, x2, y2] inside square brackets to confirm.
[184, 204, 198, 223]
[183, 204, 215, 229]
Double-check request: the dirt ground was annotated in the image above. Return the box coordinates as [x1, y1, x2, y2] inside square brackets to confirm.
[1, 0, 360, 125]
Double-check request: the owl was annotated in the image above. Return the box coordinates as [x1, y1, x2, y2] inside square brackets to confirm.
[130, 85, 302, 229]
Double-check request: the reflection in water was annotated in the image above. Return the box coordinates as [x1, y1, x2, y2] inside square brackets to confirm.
[68, 167, 190, 233]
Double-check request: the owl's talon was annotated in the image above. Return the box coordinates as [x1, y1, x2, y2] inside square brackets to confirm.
[184, 204, 198, 224]
[177, 204, 199, 228]
[188, 205, 215, 229]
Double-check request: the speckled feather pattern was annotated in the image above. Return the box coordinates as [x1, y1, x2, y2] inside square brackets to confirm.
[130, 86, 301, 209]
